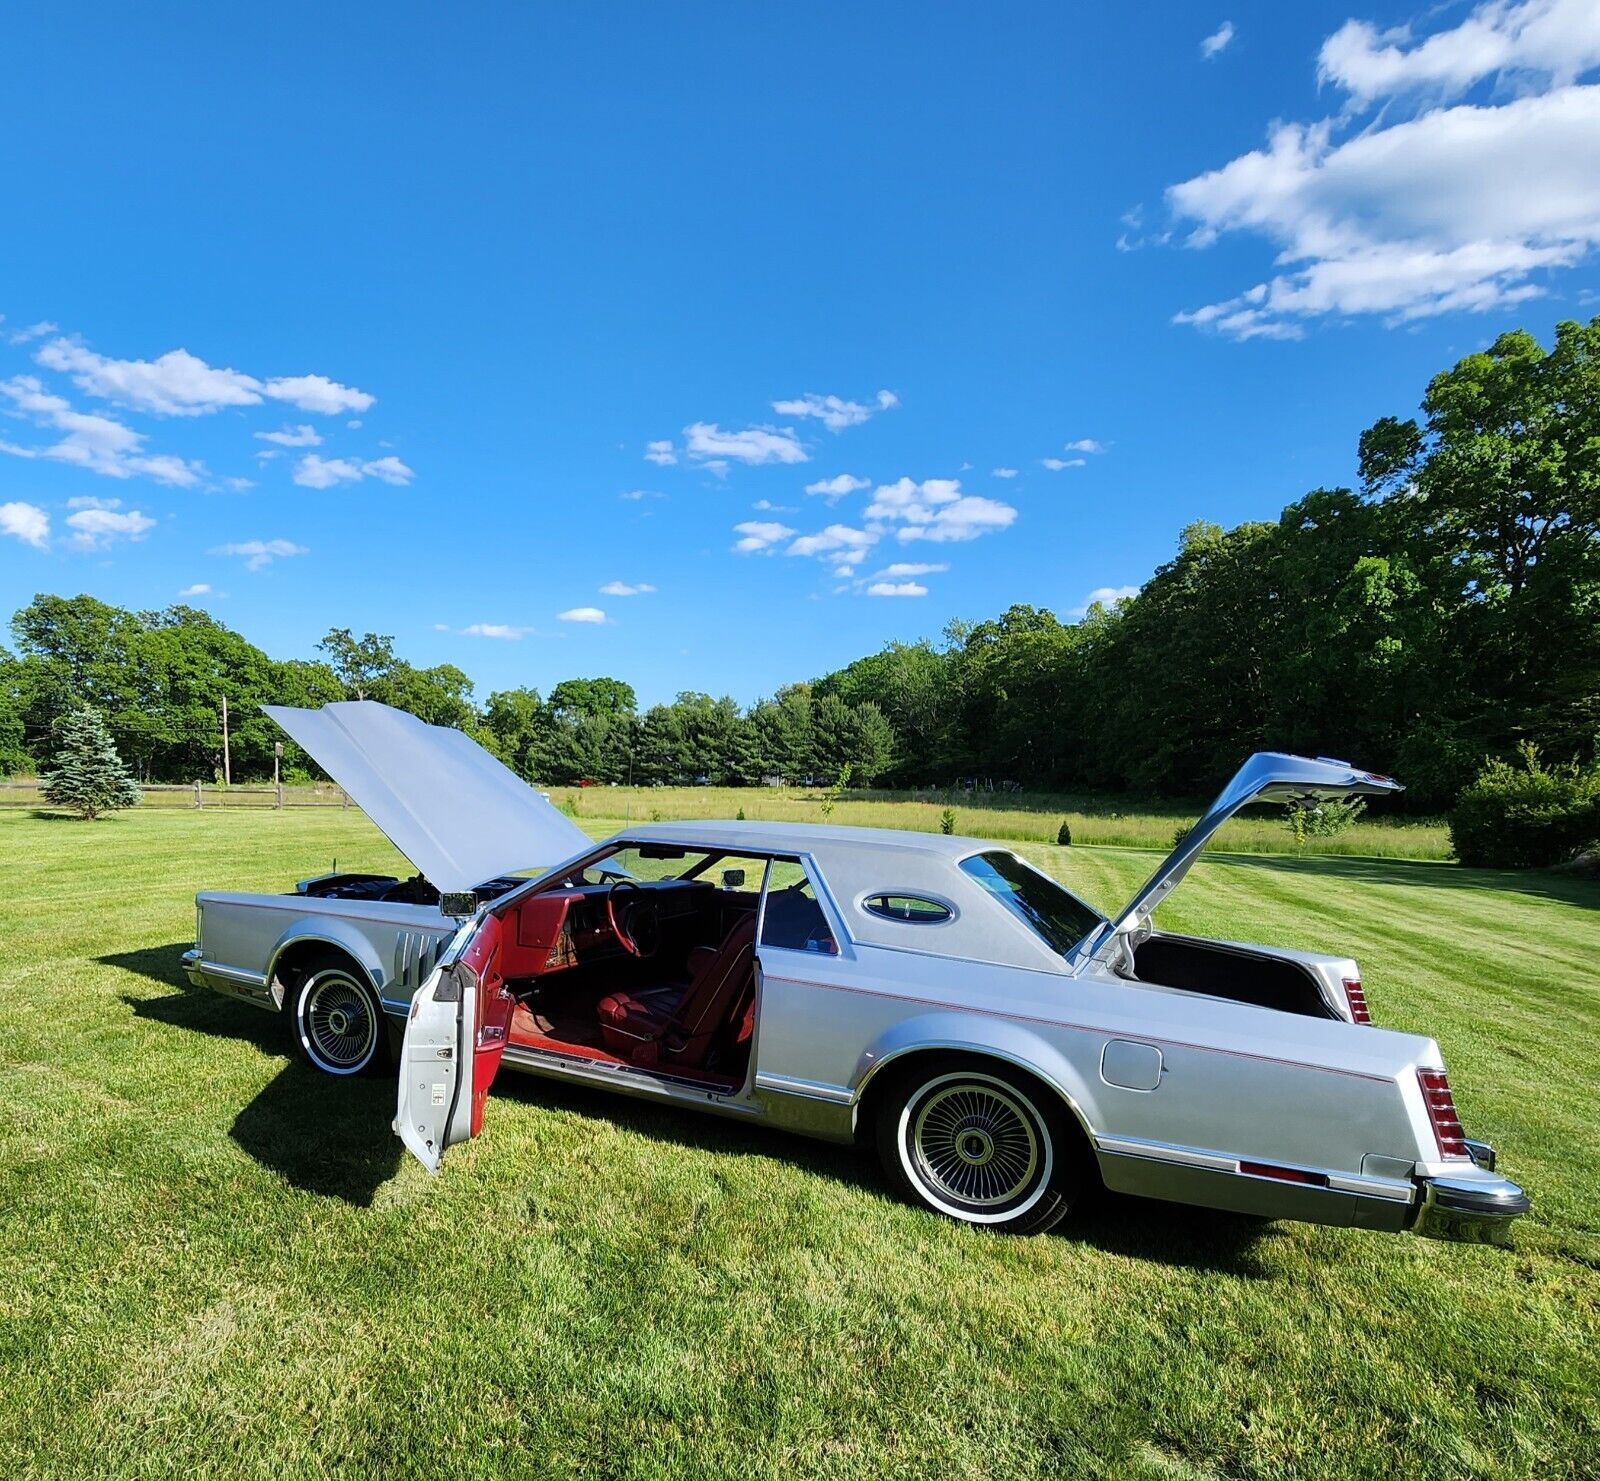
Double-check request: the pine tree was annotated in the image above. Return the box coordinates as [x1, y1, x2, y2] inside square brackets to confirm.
[42, 706, 142, 820]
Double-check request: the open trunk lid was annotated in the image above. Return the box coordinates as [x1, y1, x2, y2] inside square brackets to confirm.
[1081, 752, 1403, 963]
[264, 700, 592, 896]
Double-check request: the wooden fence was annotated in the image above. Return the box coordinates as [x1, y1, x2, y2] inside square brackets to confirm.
[0, 780, 354, 810]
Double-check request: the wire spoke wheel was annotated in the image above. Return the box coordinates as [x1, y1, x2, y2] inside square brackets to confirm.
[912, 1081, 1041, 1207]
[299, 970, 378, 1074]
[878, 1064, 1072, 1233]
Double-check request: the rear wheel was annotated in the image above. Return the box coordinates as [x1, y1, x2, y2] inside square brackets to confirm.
[288, 954, 388, 1076]
[875, 1061, 1079, 1235]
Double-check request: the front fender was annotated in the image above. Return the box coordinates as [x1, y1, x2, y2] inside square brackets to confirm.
[266, 916, 389, 998]
[851, 1010, 1106, 1143]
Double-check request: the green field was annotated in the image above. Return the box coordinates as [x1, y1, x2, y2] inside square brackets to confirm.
[2, 777, 1456, 857]
[2, 806, 1596, 1478]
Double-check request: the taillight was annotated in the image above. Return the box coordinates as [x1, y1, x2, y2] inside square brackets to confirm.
[1341, 976, 1371, 1024]
[1418, 1069, 1470, 1159]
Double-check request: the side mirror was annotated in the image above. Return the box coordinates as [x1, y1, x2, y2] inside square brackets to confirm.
[440, 891, 478, 919]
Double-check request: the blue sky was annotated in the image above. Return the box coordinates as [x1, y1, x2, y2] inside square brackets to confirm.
[2, 1, 1597, 706]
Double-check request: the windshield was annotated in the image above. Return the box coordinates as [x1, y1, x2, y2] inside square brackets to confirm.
[960, 851, 1103, 957]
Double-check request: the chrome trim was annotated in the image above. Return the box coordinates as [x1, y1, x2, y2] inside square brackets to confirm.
[754, 1071, 854, 1105]
[1411, 1173, 1529, 1245]
[184, 953, 267, 989]
[1093, 1131, 1417, 1202]
[1465, 1138, 1496, 1172]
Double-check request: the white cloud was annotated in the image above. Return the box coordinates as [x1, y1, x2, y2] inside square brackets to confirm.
[557, 607, 607, 624]
[786, 523, 878, 558]
[865, 477, 1019, 545]
[620, 488, 664, 501]
[874, 561, 948, 578]
[178, 583, 211, 597]
[211, 538, 307, 570]
[804, 473, 870, 501]
[1070, 584, 1141, 617]
[61, 511, 153, 556]
[1318, 0, 1600, 104]
[1169, 5, 1600, 337]
[992, 467, 1018, 479]
[1201, 21, 1235, 59]
[867, 581, 928, 598]
[599, 580, 656, 596]
[1064, 438, 1105, 454]
[751, 498, 796, 512]
[0, 375, 202, 485]
[732, 520, 796, 553]
[1040, 457, 1086, 470]
[255, 424, 323, 447]
[770, 390, 899, 432]
[685, 422, 807, 465]
[222, 476, 256, 492]
[898, 496, 1018, 543]
[6, 320, 57, 345]
[37, 340, 264, 416]
[0, 501, 49, 548]
[66, 494, 120, 509]
[644, 440, 678, 465]
[292, 453, 414, 488]
[462, 623, 532, 639]
[262, 374, 374, 415]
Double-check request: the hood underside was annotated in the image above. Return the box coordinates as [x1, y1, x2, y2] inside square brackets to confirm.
[1087, 752, 1404, 958]
[264, 701, 593, 896]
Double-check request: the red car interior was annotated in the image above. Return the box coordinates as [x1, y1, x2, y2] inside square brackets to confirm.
[486, 877, 762, 1087]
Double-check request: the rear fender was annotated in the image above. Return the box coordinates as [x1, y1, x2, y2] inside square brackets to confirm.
[852, 1010, 1105, 1143]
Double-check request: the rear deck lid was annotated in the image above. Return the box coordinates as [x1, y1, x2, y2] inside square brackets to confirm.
[1083, 752, 1403, 961]
[264, 700, 592, 896]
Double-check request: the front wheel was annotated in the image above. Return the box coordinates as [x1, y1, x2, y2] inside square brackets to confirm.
[876, 1062, 1079, 1235]
[289, 955, 388, 1076]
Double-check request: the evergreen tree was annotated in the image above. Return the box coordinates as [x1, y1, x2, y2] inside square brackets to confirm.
[41, 706, 141, 819]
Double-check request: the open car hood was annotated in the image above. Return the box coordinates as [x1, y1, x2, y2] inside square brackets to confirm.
[263, 701, 592, 896]
[1083, 752, 1403, 962]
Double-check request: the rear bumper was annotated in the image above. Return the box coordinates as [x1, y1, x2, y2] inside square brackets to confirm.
[1411, 1151, 1530, 1246]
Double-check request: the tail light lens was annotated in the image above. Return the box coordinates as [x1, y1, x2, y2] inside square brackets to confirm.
[1418, 1069, 1470, 1159]
[1341, 976, 1371, 1024]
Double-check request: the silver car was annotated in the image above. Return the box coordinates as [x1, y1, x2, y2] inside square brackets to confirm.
[186, 702, 1527, 1242]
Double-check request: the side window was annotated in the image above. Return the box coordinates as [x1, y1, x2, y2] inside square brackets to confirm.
[760, 871, 838, 955]
[862, 893, 953, 924]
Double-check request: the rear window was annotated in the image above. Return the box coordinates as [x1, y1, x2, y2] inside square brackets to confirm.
[959, 851, 1102, 956]
[760, 877, 838, 955]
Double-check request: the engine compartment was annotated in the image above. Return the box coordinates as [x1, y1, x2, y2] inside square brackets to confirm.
[292, 872, 526, 907]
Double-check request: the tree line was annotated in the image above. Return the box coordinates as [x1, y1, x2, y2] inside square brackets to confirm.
[3, 318, 1596, 809]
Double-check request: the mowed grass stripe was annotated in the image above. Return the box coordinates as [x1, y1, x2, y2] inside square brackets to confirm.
[0, 808, 1596, 1479]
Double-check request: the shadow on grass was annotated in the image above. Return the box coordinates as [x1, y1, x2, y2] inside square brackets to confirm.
[1208, 850, 1598, 909]
[106, 941, 1273, 1267]
[490, 1070, 1275, 1275]
[106, 942, 402, 1207]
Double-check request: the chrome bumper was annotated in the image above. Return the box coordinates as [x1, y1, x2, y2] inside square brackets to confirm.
[1411, 1145, 1529, 1246]
[180, 946, 207, 988]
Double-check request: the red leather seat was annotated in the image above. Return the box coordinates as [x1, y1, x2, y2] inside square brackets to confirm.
[597, 913, 757, 1068]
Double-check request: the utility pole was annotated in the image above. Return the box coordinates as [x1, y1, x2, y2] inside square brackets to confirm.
[221, 694, 232, 786]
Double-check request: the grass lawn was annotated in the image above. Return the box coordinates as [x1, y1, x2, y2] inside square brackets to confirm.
[2, 806, 1596, 1479]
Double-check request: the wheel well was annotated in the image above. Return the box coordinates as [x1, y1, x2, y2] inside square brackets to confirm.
[855, 1048, 1100, 1179]
[269, 941, 372, 1012]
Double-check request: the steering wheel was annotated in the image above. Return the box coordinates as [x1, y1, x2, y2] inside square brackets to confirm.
[606, 879, 660, 958]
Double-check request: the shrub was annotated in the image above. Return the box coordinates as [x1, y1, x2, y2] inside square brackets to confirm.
[940, 808, 957, 835]
[1449, 744, 1600, 869]
[1172, 824, 1192, 849]
[1056, 819, 1072, 846]
[735, 806, 746, 821]
[1284, 796, 1367, 849]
